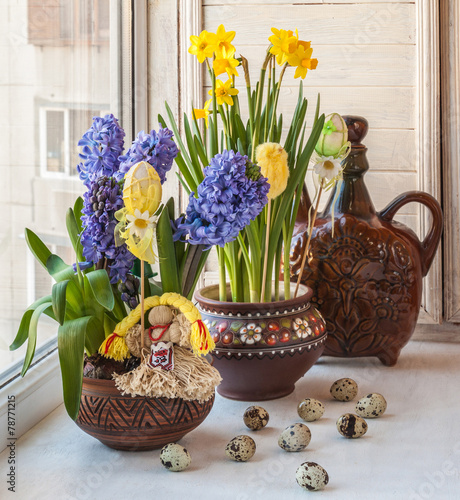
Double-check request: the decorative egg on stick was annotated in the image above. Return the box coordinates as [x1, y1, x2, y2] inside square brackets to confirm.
[114, 160, 163, 351]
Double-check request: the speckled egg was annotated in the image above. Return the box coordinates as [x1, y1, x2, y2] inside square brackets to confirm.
[160, 443, 191, 472]
[243, 405, 269, 430]
[225, 435, 256, 462]
[355, 393, 387, 418]
[297, 398, 325, 422]
[278, 423, 311, 452]
[336, 413, 368, 438]
[330, 378, 358, 401]
[296, 462, 329, 491]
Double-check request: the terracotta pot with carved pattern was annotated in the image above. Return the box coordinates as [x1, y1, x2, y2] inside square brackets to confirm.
[290, 116, 443, 366]
[76, 378, 214, 451]
[195, 283, 327, 401]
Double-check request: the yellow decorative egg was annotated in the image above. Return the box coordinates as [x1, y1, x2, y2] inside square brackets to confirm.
[122, 161, 162, 215]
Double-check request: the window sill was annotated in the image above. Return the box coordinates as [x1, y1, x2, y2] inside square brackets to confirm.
[0, 347, 62, 453]
[1, 340, 459, 498]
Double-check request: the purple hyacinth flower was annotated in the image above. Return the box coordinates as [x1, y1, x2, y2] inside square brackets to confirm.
[174, 150, 269, 249]
[117, 126, 179, 184]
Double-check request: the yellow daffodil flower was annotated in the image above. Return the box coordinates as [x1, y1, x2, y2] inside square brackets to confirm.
[268, 27, 298, 65]
[213, 47, 240, 78]
[208, 79, 239, 106]
[288, 41, 318, 79]
[189, 30, 216, 63]
[212, 24, 236, 57]
[193, 99, 212, 127]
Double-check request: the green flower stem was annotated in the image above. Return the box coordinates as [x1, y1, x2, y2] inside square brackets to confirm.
[251, 51, 273, 161]
[264, 57, 273, 143]
[237, 233, 255, 298]
[206, 60, 218, 158]
[218, 247, 227, 301]
[268, 63, 288, 141]
[185, 248, 211, 301]
[246, 84, 254, 141]
[217, 104, 230, 149]
[282, 220, 291, 301]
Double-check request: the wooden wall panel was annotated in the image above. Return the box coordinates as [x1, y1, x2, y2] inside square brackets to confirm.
[192, 0, 441, 325]
[204, 4, 415, 44]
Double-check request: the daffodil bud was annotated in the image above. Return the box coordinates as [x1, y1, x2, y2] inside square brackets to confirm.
[315, 113, 348, 158]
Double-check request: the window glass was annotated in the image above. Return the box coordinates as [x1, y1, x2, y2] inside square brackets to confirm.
[1, 0, 118, 374]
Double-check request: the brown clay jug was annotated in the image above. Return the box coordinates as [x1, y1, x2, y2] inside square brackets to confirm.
[290, 116, 443, 366]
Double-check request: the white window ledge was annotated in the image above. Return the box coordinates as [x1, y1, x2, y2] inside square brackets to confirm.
[0, 347, 62, 453]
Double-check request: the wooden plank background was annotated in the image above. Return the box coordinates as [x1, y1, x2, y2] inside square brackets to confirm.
[202, 0, 418, 232]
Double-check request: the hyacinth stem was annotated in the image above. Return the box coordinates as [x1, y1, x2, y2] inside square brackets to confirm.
[218, 247, 226, 301]
[141, 259, 145, 351]
[283, 221, 291, 301]
[260, 199, 272, 302]
[294, 183, 323, 298]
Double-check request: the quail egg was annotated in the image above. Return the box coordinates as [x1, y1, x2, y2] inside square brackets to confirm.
[243, 405, 269, 430]
[355, 393, 387, 418]
[278, 423, 311, 452]
[296, 462, 329, 491]
[330, 378, 358, 401]
[160, 443, 191, 472]
[336, 413, 368, 438]
[297, 398, 325, 422]
[225, 435, 256, 462]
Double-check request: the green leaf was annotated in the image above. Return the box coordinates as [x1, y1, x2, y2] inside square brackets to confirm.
[85, 269, 114, 311]
[52, 280, 69, 325]
[10, 310, 33, 351]
[46, 254, 75, 282]
[176, 172, 192, 195]
[193, 135, 209, 168]
[10, 295, 53, 350]
[149, 280, 163, 296]
[25, 229, 52, 271]
[164, 102, 194, 171]
[66, 208, 84, 263]
[58, 316, 93, 420]
[74, 197, 84, 234]
[157, 205, 181, 293]
[21, 302, 54, 377]
[314, 93, 321, 125]
[84, 317, 105, 355]
[103, 313, 118, 338]
[183, 113, 202, 179]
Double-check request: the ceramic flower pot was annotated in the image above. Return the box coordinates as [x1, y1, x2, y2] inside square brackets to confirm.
[76, 377, 215, 451]
[194, 283, 327, 401]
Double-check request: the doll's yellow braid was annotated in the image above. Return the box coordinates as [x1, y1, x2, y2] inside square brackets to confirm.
[99, 292, 214, 361]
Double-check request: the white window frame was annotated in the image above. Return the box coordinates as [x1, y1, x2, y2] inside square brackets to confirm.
[0, 0, 145, 451]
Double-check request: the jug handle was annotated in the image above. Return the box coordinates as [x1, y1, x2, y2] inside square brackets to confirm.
[378, 191, 443, 277]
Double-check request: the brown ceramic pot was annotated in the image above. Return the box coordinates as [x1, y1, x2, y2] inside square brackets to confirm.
[194, 283, 327, 401]
[291, 116, 443, 366]
[76, 377, 215, 451]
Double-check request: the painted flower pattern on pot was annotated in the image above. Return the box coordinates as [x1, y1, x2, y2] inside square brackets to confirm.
[293, 318, 312, 339]
[238, 323, 263, 344]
